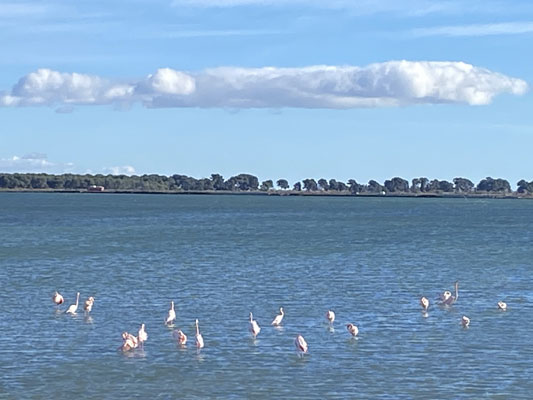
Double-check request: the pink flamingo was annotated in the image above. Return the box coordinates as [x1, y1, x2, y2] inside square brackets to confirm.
[84, 296, 95, 313]
[249, 312, 261, 338]
[271, 307, 284, 326]
[52, 291, 64, 308]
[326, 310, 335, 324]
[174, 329, 187, 346]
[165, 301, 176, 325]
[195, 319, 204, 349]
[138, 323, 148, 348]
[295, 334, 308, 357]
[420, 296, 429, 312]
[66, 292, 80, 314]
[346, 323, 359, 337]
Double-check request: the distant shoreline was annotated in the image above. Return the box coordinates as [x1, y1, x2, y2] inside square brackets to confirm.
[1, 188, 530, 199]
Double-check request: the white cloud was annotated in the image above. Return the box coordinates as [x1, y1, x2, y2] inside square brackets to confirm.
[102, 165, 136, 175]
[0, 61, 527, 110]
[412, 21, 533, 37]
[0, 153, 74, 173]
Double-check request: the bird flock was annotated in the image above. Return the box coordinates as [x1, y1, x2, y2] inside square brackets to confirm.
[52, 280, 508, 357]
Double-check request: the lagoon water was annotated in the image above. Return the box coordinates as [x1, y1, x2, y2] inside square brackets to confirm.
[1, 193, 532, 399]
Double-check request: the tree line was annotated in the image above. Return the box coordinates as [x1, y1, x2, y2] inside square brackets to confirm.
[1, 173, 532, 195]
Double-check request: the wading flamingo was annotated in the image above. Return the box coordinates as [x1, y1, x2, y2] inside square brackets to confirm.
[461, 315, 470, 327]
[498, 301, 507, 311]
[121, 331, 138, 352]
[249, 312, 261, 338]
[174, 329, 187, 346]
[138, 323, 148, 348]
[195, 319, 204, 349]
[346, 323, 359, 337]
[52, 291, 64, 308]
[271, 307, 284, 326]
[84, 296, 95, 313]
[326, 310, 335, 324]
[295, 334, 308, 356]
[66, 292, 80, 314]
[165, 301, 176, 325]
[440, 281, 459, 305]
[420, 296, 429, 312]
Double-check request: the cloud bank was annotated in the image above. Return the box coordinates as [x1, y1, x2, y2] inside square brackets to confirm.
[0, 61, 527, 110]
[0, 153, 74, 174]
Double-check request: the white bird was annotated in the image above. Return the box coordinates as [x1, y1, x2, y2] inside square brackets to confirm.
[138, 323, 148, 347]
[294, 334, 308, 356]
[326, 310, 335, 324]
[84, 296, 95, 313]
[249, 312, 261, 338]
[52, 291, 64, 308]
[195, 319, 204, 349]
[461, 315, 470, 327]
[498, 301, 507, 311]
[271, 307, 284, 326]
[441, 281, 459, 305]
[121, 331, 138, 352]
[346, 323, 359, 337]
[165, 301, 176, 325]
[65, 292, 80, 314]
[420, 296, 429, 311]
[174, 329, 187, 346]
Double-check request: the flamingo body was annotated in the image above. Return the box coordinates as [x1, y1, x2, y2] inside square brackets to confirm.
[138, 323, 148, 346]
[174, 329, 187, 345]
[84, 296, 95, 313]
[249, 312, 261, 337]
[195, 319, 204, 349]
[498, 301, 507, 311]
[295, 334, 308, 355]
[66, 292, 80, 314]
[165, 301, 176, 325]
[346, 323, 359, 337]
[52, 291, 64, 306]
[326, 310, 335, 324]
[271, 307, 284, 326]
[441, 281, 459, 305]
[420, 296, 429, 311]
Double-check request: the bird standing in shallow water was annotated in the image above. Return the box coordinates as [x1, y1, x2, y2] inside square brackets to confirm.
[66, 292, 80, 314]
[165, 301, 176, 325]
[498, 301, 507, 311]
[121, 331, 138, 352]
[271, 307, 284, 326]
[138, 323, 148, 348]
[346, 323, 359, 337]
[420, 296, 429, 312]
[84, 296, 95, 313]
[441, 281, 459, 305]
[195, 319, 204, 349]
[174, 329, 187, 346]
[295, 334, 308, 356]
[52, 291, 64, 308]
[326, 310, 335, 325]
[461, 316, 470, 327]
[249, 312, 261, 338]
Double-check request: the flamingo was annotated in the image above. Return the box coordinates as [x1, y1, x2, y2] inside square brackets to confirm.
[420, 296, 429, 311]
[174, 329, 187, 346]
[165, 301, 176, 325]
[84, 296, 95, 313]
[271, 307, 284, 326]
[440, 281, 459, 305]
[249, 312, 261, 338]
[52, 291, 64, 308]
[138, 323, 148, 348]
[461, 315, 470, 327]
[121, 331, 138, 352]
[326, 310, 335, 324]
[498, 301, 507, 311]
[294, 334, 308, 356]
[346, 323, 359, 337]
[195, 319, 204, 349]
[65, 292, 80, 314]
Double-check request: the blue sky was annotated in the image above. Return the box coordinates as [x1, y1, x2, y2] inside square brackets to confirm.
[1, 0, 533, 187]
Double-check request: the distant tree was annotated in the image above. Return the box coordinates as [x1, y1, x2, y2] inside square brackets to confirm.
[277, 179, 289, 190]
[438, 180, 454, 192]
[260, 180, 273, 191]
[303, 179, 318, 191]
[293, 182, 302, 191]
[384, 177, 409, 192]
[211, 174, 225, 190]
[411, 178, 421, 193]
[453, 177, 474, 193]
[337, 181, 348, 191]
[517, 179, 533, 193]
[419, 177, 429, 192]
[226, 174, 259, 191]
[30, 175, 48, 189]
[348, 179, 363, 194]
[328, 179, 339, 191]
[367, 180, 385, 193]
[476, 177, 511, 193]
[318, 179, 329, 191]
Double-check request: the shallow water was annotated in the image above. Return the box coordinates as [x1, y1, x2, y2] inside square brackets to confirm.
[1, 193, 532, 399]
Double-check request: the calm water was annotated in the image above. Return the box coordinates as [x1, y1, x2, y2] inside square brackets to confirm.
[1, 193, 532, 399]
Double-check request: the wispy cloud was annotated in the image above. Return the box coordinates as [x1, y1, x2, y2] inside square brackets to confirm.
[0, 153, 74, 174]
[103, 165, 136, 175]
[151, 28, 283, 38]
[0, 62, 527, 110]
[413, 21, 533, 37]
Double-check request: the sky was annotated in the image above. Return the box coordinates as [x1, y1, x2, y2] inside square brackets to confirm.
[1, 0, 533, 187]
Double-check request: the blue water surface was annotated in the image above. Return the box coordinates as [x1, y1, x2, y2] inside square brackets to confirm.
[1, 193, 532, 399]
